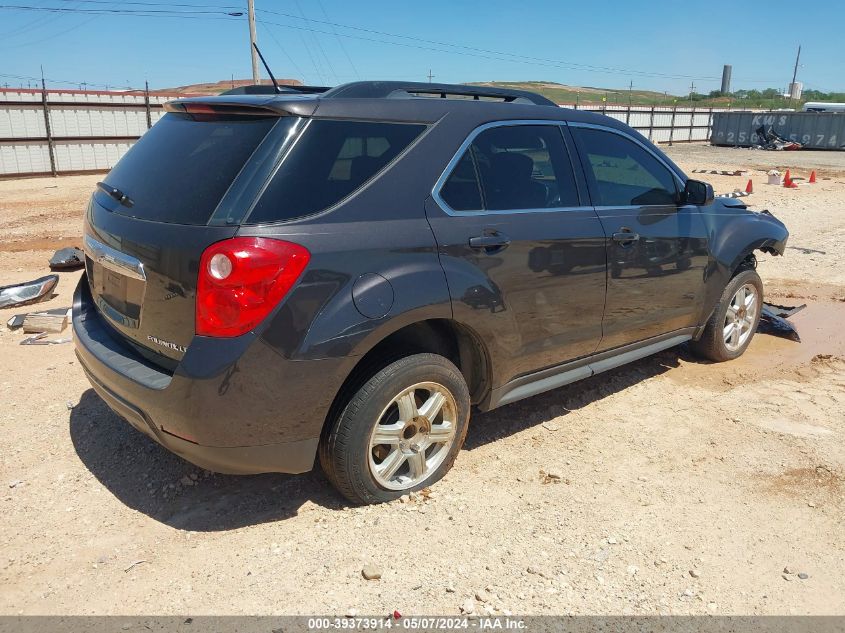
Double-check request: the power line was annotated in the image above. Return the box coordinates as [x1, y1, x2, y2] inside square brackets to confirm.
[258, 8, 725, 83]
[0, 4, 244, 17]
[0, 1, 816, 89]
[256, 20, 308, 83]
[293, 0, 338, 84]
[315, 0, 359, 80]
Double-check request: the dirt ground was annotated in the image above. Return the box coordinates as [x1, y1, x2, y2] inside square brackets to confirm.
[1, 144, 844, 617]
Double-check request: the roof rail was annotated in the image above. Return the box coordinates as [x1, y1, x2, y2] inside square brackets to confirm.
[321, 81, 557, 106]
[220, 84, 331, 96]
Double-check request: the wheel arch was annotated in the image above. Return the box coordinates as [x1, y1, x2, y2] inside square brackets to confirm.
[320, 318, 491, 445]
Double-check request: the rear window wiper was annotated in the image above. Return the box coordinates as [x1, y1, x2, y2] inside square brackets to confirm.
[96, 181, 134, 208]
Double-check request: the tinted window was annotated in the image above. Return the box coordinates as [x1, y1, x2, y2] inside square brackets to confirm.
[472, 125, 578, 210]
[440, 150, 483, 211]
[248, 120, 425, 223]
[103, 113, 277, 224]
[575, 128, 678, 206]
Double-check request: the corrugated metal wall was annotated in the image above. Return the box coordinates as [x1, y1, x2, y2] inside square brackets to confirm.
[0, 88, 173, 177]
[1, 90, 776, 178]
[711, 111, 845, 150]
[563, 105, 717, 143]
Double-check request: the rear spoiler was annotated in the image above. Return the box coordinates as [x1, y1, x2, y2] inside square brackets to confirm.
[220, 84, 330, 96]
[164, 95, 318, 117]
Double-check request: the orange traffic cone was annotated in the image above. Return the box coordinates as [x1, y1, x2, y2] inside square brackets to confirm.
[809, 170, 817, 183]
[784, 169, 791, 183]
[745, 179, 753, 194]
[784, 173, 798, 188]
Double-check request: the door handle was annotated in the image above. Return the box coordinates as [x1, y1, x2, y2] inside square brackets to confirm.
[612, 230, 639, 244]
[469, 233, 511, 250]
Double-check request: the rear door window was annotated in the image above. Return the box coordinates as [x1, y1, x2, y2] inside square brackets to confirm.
[440, 151, 483, 211]
[439, 125, 578, 212]
[247, 120, 426, 224]
[573, 128, 679, 206]
[101, 112, 279, 225]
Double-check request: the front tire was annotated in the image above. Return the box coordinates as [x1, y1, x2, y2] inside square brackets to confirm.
[319, 353, 470, 505]
[691, 269, 763, 362]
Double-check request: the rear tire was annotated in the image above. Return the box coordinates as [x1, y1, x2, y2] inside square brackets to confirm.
[691, 269, 763, 362]
[319, 353, 470, 505]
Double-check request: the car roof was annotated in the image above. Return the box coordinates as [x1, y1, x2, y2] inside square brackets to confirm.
[169, 80, 625, 127]
[166, 81, 686, 178]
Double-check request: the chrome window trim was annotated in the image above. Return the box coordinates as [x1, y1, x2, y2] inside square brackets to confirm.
[431, 119, 586, 217]
[83, 234, 146, 281]
[567, 121, 687, 191]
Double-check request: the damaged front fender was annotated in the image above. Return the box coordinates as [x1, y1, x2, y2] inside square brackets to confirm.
[695, 200, 789, 334]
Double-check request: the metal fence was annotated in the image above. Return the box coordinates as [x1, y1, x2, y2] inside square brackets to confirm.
[0, 87, 180, 178]
[711, 111, 845, 150]
[0, 90, 741, 178]
[562, 104, 719, 143]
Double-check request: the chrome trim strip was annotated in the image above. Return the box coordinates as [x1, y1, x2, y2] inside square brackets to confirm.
[83, 234, 146, 281]
[431, 119, 577, 217]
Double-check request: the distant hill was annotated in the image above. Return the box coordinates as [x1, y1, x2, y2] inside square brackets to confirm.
[470, 81, 688, 106]
[152, 78, 302, 96]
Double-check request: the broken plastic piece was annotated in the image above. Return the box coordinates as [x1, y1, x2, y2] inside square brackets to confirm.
[6, 314, 26, 329]
[49, 247, 85, 271]
[0, 275, 59, 309]
[19, 332, 71, 345]
[758, 302, 806, 342]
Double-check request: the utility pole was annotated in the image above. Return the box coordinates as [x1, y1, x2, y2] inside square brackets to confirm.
[789, 44, 801, 103]
[427, 69, 434, 83]
[628, 80, 633, 106]
[689, 81, 696, 101]
[247, 0, 260, 84]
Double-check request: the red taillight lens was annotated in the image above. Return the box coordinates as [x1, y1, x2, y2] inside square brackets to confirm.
[196, 237, 310, 337]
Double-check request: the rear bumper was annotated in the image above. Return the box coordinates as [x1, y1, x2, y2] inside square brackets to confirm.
[73, 276, 346, 475]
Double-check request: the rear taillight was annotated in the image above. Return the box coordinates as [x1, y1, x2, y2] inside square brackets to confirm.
[196, 237, 310, 337]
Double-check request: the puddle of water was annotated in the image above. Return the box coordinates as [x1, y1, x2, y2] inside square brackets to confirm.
[670, 301, 845, 388]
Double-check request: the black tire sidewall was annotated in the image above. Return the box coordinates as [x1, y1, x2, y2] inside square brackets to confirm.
[713, 269, 764, 360]
[329, 354, 470, 504]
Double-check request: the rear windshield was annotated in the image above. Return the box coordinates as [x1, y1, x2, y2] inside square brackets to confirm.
[246, 120, 426, 224]
[101, 113, 277, 225]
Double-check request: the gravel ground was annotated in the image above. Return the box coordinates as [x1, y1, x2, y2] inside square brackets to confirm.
[1, 144, 844, 616]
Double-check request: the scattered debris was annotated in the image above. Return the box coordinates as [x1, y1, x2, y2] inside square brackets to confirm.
[539, 469, 566, 484]
[798, 573, 809, 580]
[758, 302, 806, 342]
[361, 565, 382, 580]
[691, 169, 748, 176]
[0, 275, 59, 309]
[6, 314, 26, 330]
[689, 569, 701, 578]
[22, 307, 70, 333]
[19, 332, 71, 346]
[123, 559, 147, 573]
[767, 170, 782, 185]
[8, 480, 23, 489]
[718, 189, 752, 199]
[754, 126, 802, 151]
[541, 420, 560, 432]
[787, 246, 826, 255]
[49, 247, 85, 271]
[460, 599, 475, 614]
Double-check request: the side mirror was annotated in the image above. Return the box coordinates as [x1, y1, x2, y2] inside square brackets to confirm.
[684, 179, 714, 206]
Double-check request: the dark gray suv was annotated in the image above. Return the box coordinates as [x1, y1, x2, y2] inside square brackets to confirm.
[73, 81, 788, 504]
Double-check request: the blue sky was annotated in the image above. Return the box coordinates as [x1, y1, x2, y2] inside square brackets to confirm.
[1, 0, 842, 94]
